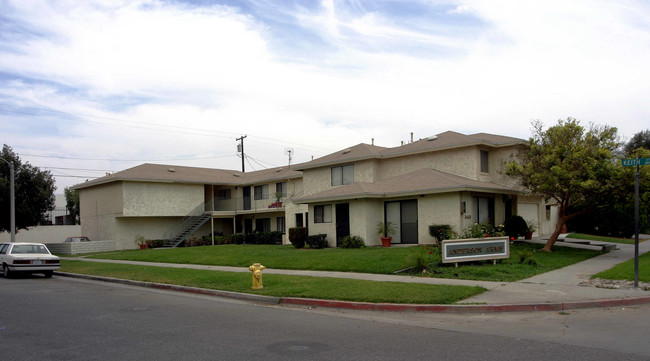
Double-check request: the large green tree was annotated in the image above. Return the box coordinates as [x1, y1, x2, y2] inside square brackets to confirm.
[505, 118, 619, 252]
[0, 145, 56, 232]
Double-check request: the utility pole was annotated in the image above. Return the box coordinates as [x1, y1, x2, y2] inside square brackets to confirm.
[0, 157, 15, 242]
[236, 135, 247, 172]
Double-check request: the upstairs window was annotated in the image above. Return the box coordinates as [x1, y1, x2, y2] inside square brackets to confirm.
[276, 182, 287, 197]
[254, 185, 269, 200]
[480, 150, 489, 173]
[217, 189, 231, 200]
[331, 164, 354, 186]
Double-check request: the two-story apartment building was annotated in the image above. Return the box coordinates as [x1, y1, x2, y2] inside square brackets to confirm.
[74, 164, 307, 249]
[74, 131, 556, 249]
[292, 131, 553, 246]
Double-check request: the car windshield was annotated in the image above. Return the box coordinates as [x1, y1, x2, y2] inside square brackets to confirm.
[10, 245, 50, 254]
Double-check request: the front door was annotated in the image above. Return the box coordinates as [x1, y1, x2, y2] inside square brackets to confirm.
[335, 203, 350, 243]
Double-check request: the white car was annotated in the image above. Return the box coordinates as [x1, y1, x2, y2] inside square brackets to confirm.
[0, 242, 61, 278]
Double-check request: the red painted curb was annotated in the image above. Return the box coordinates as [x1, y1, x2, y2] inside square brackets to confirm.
[280, 296, 650, 313]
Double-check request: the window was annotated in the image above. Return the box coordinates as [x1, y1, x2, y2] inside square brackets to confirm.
[473, 197, 495, 225]
[276, 182, 287, 197]
[217, 189, 231, 200]
[314, 205, 332, 223]
[255, 218, 271, 232]
[295, 213, 303, 227]
[277, 216, 286, 234]
[331, 164, 354, 186]
[254, 185, 269, 200]
[480, 150, 489, 173]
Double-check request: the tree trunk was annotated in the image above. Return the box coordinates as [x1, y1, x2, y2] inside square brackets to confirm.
[542, 219, 566, 252]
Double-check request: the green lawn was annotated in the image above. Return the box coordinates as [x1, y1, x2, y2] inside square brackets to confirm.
[592, 251, 650, 282]
[84, 242, 603, 282]
[60, 260, 485, 304]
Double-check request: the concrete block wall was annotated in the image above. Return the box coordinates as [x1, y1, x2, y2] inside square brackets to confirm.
[46, 240, 117, 255]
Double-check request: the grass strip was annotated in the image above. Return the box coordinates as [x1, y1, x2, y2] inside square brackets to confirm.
[85, 243, 603, 282]
[566, 233, 641, 245]
[592, 251, 650, 282]
[60, 260, 485, 304]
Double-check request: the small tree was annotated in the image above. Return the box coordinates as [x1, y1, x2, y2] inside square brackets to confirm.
[505, 118, 619, 252]
[64, 187, 80, 225]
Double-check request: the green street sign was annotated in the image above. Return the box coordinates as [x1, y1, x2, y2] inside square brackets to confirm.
[622, 158, 650, 167]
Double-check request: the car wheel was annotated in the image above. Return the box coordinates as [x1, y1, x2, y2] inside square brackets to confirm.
[2, 264, 10, 278]
[43, 271, 53, 278]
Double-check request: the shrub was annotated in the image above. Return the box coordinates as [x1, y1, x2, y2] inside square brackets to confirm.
[461, 222, 503, 238]
[428, 224, 452, 243]
[504, 215, 528, 240]
[231, 233, 246, 245]
[306, 234, 328, 249]
[145, 239, 165, 248]
[289, 227, 308, 249]
[255, 231, 282, 245]
[338, 235, 365, 248]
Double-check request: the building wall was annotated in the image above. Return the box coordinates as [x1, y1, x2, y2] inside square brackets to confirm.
[349, 199, 383, 246]
[378, 147, 478, 180]
[0, 225, 82, 243]
[418, 193, 462, 244]
[123, 182, 203, 217]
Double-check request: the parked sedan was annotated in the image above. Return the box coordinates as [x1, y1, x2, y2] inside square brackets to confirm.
[65, 236, 91, 243]
[0, 242, 61, 278]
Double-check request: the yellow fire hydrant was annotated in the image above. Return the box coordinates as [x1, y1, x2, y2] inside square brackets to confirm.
[249, 263, 266, 290]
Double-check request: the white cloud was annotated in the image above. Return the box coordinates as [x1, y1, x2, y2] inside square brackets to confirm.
[1, 0, 649, 191]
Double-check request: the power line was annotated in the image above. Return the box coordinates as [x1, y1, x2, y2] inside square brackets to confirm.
[19, 153, 236, 162]
[1, 106, 337, 153]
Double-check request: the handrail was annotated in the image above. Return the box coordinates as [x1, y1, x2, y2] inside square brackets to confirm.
[162, 202, 206, 241]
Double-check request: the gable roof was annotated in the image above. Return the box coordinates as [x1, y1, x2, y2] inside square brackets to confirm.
[295, 131, 524, 170]
[72, 163, 302, 190]
[294, 168, 516, 203]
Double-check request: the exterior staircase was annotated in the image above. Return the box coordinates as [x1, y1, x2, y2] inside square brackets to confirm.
[163, 203, 211, 247]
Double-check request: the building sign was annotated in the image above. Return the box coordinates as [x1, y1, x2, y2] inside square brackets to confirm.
[442, 237, 510, 264]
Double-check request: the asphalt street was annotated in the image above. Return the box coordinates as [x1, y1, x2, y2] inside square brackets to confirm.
[1, 275, 648, 360]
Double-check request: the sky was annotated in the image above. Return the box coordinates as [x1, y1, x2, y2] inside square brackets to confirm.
[1, 0, 649, 193]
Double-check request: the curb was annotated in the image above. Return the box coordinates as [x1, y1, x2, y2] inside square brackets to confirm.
[55, 272, 650, 313]
[55, 272, 280, 305]
[280, 296, 650, 313]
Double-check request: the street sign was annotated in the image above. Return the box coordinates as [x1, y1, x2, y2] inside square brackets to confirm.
[622, 158, 650, 167]
[621, 157, 649, 288]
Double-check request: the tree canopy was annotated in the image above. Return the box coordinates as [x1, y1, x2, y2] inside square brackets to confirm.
[0, 145, 56, 232]
[505, 118, 619, 251]
[624, 129, 650, 155]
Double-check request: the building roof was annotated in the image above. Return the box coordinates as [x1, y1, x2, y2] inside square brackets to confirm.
[294, 131, 524, 170]
[294, 168, 516, 203]
[72, 163, 302, 190]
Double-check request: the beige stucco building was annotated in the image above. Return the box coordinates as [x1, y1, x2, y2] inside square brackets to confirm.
[74, 131, 557, 249]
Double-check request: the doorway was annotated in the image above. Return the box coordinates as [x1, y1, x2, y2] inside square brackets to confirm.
[335, 203, 350, 243]
[385, 199, 418, 244]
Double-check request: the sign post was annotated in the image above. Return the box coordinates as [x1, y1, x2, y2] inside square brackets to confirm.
[622, 157, 649, 288]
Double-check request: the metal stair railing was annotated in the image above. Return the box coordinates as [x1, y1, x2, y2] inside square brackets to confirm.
[163, 202, 210, 247]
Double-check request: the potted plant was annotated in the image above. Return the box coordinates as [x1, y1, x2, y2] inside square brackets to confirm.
[525, 220, 537, 240]
[377, 221, 396, 247]
[135, 235, 147, 250]
[269, 192, 283, 208]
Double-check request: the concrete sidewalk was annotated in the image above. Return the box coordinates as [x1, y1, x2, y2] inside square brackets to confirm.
[60, 238, 650, 312]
